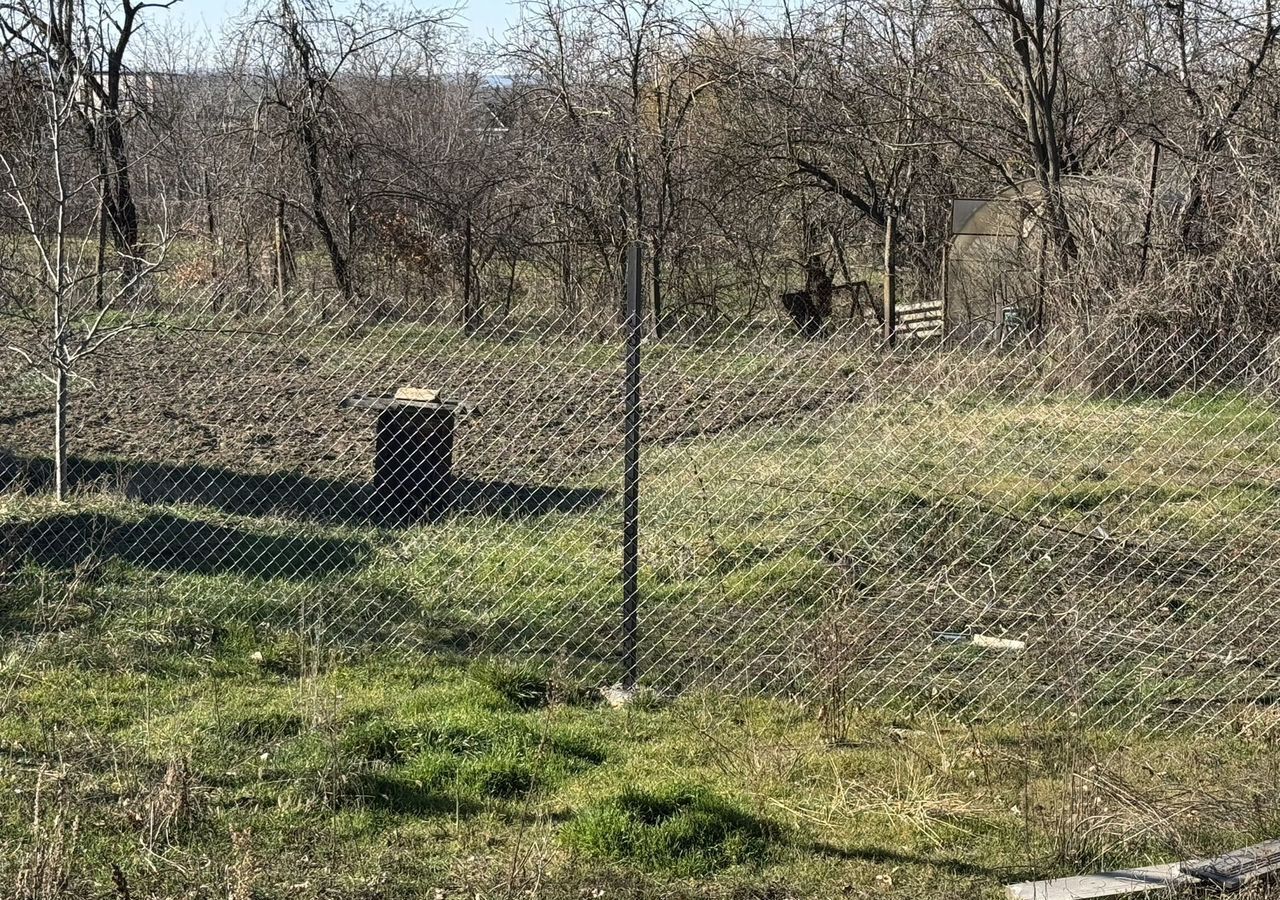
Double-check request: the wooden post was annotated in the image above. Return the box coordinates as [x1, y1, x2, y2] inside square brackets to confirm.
[622, 240, 644, 689]
[204, 170, 218, 282]
[939, 242, 949, 340]
[1139, 139, 1162, 278]
[462, 217, 477, 336]
[882, 210, 898, 348]
[504, 252, 518, 317]
[242, 227, 255, 295]
[560, 239, 573, 313]
[274, 197, 291, 310]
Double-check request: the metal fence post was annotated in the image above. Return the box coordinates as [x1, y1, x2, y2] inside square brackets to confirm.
[622, 240, 644, 689]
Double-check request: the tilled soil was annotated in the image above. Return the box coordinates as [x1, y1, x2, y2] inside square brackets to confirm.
[1, 325, 878, 499]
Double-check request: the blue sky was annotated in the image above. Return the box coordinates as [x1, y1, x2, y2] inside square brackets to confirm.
[169, 0, 517, 41]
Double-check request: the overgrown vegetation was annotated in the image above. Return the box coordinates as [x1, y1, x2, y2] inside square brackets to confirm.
[4, 387, 1280, 896]
[4, 0, 1280, 889]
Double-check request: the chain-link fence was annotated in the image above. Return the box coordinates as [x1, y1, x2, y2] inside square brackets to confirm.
[4, 272, 1280, 738]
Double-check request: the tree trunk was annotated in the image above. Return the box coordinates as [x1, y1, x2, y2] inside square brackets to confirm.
[462, 217, 478, 336]
[275, 197, 293, 310]
[95, 172, 108, 311]
[560, 241, 573, 313]
[54, 366, 69, 502]
[651, 243, 664, 339]
[205, 170, 219, 282]
[298, 119, 353, 302]
[1179, 169, 1211, 253]
[504, 252, 517, 317]
[102, 114, 140, 271]
[241, 221, 257, 296]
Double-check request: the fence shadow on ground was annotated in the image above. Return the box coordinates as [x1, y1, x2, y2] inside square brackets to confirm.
[0, 451, 610, 526]
[4, 509, 370, 579]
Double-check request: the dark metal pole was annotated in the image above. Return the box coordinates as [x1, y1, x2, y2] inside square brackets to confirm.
[622, 240, 643, 689]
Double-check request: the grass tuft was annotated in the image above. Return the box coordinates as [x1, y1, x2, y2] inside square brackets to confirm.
[221, 710, 304, 744]
[562, 784, 780, 876]
[470, 659, 554, 710]
[340, 719, 411, 764]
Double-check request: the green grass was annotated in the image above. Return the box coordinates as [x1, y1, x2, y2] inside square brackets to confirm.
[562, 784, 780, 876]
[5, 377, 1280, 896]
[3, 637, 1280, 897]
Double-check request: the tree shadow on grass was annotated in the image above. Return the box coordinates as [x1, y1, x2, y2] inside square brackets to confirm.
[352, 773, 481, 817]
[0, 451, 609, 527]
[5, 510, 368, 579]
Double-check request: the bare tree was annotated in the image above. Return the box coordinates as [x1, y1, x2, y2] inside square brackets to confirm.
[1, 0, 168, 277]
[0, 32, 167, 499]
[1150, 0, 1280, 249]
[232, 0, 452, 306]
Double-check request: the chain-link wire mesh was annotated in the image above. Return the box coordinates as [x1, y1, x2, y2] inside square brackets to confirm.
[4, 279, 1280, 738]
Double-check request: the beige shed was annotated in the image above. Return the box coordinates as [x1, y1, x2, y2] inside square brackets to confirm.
[945, 173, 1182, 340]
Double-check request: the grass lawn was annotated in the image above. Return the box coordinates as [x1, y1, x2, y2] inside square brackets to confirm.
[5, 377, 1280, 897]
